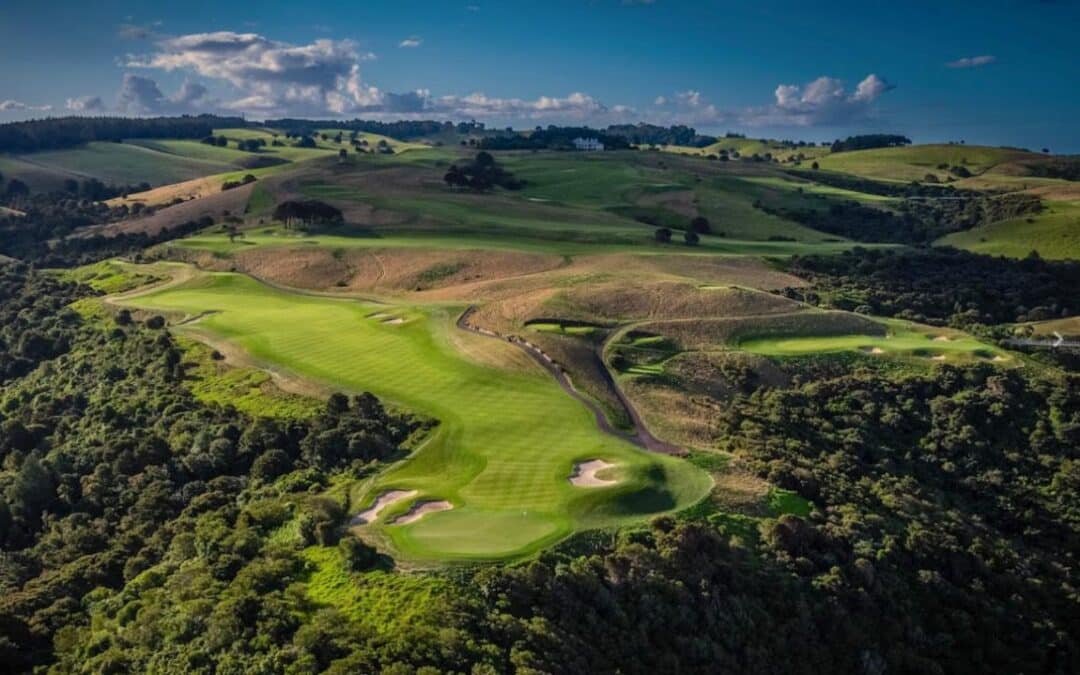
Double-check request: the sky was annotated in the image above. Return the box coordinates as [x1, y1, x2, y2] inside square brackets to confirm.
[1, 0, 1077, 151]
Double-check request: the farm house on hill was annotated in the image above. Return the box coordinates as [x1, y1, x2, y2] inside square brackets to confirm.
[572, 137, 604, 151]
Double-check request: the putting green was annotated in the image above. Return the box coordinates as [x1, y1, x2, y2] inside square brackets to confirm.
[739, 323, 1009, 364]
[118, 267, 712, 560]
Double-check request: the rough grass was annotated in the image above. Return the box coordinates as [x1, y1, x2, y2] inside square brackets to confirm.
[117, 267, 712, 561]
[14, 141, 233, 186]
[177, 336, 322, 420]
[937, 199, 1080, 260]
[814, 144, 1041, 183]
[300, 546, 448, 635]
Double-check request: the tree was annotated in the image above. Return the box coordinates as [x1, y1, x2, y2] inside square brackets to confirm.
[690, 216, 711, 234]
[272, 200, 344, 229]
[654, 227, 672, 243]
[811, 161, 819, 170]
[338, 148, 347, 163]
[684, 230, 700, 246]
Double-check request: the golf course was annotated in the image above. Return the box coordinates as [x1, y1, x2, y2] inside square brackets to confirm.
[118, 267, 712, 561]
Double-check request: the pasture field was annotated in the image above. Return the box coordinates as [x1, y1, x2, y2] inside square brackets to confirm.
[813, 144, 1041, 183]
[117, 267, 712, 561]
[937, 199, 1080, 260]
[8, 141, 234, 186]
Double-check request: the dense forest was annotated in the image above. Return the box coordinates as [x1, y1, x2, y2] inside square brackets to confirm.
[0, 116, 243, 153]
[479, 126, 633, 151]
[756, 192, 1042, 244]
[782, 247, 1079, 326]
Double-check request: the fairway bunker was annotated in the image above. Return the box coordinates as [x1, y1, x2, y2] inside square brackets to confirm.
[353, 489, 418, 525]
[932, 335, 955, 342]
[569, 459, 618, 487]
[860, 346, 885, 355]
[392, 500, 454, 525]
[382, 317, 405, 325]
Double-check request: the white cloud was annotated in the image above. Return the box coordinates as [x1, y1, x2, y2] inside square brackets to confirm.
[116, 74, 214, 114]
[741, 74, 894, 127]
[0, 100, 52, 112]
[398, 36, 423, 48]
[66, 95, 106, 112]
[654, 95, 667, 106]
[946, 55, 996, 69]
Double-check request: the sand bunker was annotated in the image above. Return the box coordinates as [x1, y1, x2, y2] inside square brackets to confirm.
[392, 500, 453, 525]
[992, 355, 1008, 362]
[932, 335, 954, 342]
[860, 346, 885, 355]
[569, 459, 618, 487]
[352, 489, 417, 525]
[931, 355, 947, 361]
[368, 312, 391, 320]
[382, 317, 405, 325]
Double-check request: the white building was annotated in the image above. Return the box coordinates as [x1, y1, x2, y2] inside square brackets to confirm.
[572, 137, 604, 151]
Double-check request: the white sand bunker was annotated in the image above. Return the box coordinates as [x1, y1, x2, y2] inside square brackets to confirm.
[392, 500, 453, 525]
[382, 317, 405, 325]
[860, 346, 885, 355]
[992, 355, 1008, 362]
[932, 335, 954, 342]
[352, 489, 417, 525]
[931, 354, 947, 361]
[368, 312, 391, 320]
[569, 459, 618, 487]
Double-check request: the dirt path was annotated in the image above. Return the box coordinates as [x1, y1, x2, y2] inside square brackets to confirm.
[457, 306, 684, 456]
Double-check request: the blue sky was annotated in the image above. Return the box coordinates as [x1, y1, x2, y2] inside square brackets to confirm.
[1, 0, 1077, 151]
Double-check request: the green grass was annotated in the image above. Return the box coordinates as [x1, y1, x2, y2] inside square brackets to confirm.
[13, 141, 233, 186]
[813, 144, 1040, 183]
[176, 336, 322, 421]
[118, 268, 713, 561]
[767, 488, 812, 517]
[300, 547, 448, 635]
[58, 260, 163, 294]
[937, 199, 1080, 260]
[738, 320, 1011, 365]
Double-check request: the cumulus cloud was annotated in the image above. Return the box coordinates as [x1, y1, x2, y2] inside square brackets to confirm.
[742, 74, 894, 127]
[946, 55, 996, 69]
[0, 100, 52, 112]
[66, 95, 106, 112]
[122, 30, 628, 120]
[398, 36, 422, 48]
[116, 74, 214, 114]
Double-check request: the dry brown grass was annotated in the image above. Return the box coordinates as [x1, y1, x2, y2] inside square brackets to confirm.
[83, 183, 254, 238]
[549, 282, 800, 322]
[107, 174, 226, 209]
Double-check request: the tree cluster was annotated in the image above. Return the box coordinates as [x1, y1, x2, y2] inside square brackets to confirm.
[272, 200, 344, 229]
[0, 115, 242, 153]
[782, 247, 1079, 326]
[830, 134, 912, 153]
[443, 152, 525, 191]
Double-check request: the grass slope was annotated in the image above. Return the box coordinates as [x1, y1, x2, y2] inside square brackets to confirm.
[814, 144, 1041, 183]
[119, 268, 712, 561]
[938, 199, 1080, 260]
[12, 141, 234, 186]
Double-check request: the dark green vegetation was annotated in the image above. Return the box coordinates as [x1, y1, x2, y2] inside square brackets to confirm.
[0, 115, 241, 153]
[783, 247, 1078, 326]
[2, 264, 1076, 672]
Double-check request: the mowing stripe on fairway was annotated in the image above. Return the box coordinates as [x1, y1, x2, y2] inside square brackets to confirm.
[118, 267, 712, 560]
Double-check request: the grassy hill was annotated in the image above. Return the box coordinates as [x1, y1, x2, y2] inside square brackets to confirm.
[813, 143, 1043, 183]
[938, 198, 1080, 260]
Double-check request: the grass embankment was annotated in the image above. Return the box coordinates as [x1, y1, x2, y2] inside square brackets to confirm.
[117, 267, 712, 561]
